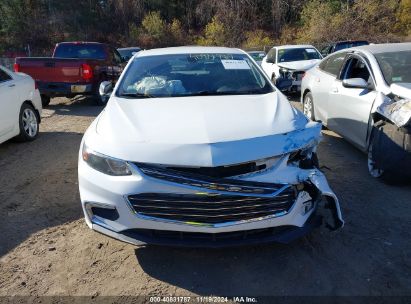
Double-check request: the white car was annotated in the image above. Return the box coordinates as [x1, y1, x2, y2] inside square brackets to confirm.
[0, 66, 42, 144]
[301, 43, 411, 180]
[261, 45, 322, 92]
[78, 47, 343, 247]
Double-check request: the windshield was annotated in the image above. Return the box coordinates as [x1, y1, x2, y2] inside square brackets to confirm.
[278, 48, 321, 63]
[117, 53, 274, 98]
[54, 44, 106, 59]
[334, 41, 368, 52]
[375, 50, 411, 85]
[118, 48, 141, 58]
[248, 52, 265, 61]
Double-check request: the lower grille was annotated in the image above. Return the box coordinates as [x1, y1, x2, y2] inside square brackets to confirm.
[127, 190, 296, 225]
[119, 215, 322, 247]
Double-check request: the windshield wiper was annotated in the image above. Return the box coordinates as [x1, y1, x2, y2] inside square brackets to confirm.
[118, 92, 153, 98]
[190, 90, 268, 96]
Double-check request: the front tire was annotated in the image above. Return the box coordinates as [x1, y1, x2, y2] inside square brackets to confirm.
[303, 92, 315, 121]
[15, 103, 39, 142]
[367, 139, 384, 178]
[41, 95, 51, 107]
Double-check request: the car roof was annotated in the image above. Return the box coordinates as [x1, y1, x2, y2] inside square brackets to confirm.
[351, 42, 411, 54]
[118, 47, 141, 51]
[273, 45, 316, 50]
[137, 46, 245, 57]
[334, 40, 368, 44]
[58, 41, 103, 45]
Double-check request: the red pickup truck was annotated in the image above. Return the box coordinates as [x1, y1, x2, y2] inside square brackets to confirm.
[14, 42, 125, 106]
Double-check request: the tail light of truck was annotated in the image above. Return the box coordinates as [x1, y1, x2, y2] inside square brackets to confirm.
[81, 64, 93, 80]
[14, 63, 20, 73]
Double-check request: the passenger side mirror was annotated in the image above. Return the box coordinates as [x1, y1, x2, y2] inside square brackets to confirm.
[342, 78, 368, 89]
[276, 78, 293, 92]
[266, 58, 274, 64]
[99, 81, 113, 96]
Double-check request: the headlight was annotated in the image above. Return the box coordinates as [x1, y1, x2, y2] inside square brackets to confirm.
[279, 67, 290, 75]
[82, 144, 132, 176]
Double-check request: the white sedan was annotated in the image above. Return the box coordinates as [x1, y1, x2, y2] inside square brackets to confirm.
[261, 45, 322, 92]
[0, 66, 42, 144]
[78, 46, 343, 248]
[301, 43, 411, 181]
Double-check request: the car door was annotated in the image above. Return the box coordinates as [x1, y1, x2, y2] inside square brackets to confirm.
[327, 55, 377, 150]
[261, 48, 276, 79]
[312, 52, 347, 123]
[0, 68, 18, 137]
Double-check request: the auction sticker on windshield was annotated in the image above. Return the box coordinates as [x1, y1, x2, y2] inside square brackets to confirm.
[221, 59, 250, 70]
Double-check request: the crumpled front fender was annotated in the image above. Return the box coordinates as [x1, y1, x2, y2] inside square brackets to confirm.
[306, 170, 344, 230]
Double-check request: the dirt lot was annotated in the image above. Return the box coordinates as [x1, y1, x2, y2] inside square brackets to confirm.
[0, 96, 410, 298]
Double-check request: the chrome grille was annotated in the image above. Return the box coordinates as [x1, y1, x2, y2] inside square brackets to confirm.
[135, 163, 288, 196]
[127, 191, 296, 225]
[129, 163, 297, 226]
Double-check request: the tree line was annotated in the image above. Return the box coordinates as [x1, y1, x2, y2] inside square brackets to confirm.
[0, 0, 410, 56]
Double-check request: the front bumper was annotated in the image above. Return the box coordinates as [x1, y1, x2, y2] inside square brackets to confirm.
[78, 155, 343, 247]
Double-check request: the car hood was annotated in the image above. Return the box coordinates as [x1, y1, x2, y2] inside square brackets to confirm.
[278, 59, 321, 71]
[86, 92, 321, 166]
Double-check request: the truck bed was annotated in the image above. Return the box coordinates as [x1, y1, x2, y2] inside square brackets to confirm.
[15, 57, 99, 84]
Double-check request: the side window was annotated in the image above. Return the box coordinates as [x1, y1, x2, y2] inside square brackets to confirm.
[0, 69, 12, 83]
[321, 46, 331, 57]
[342, 57, 373, 86]
[319, 53, 347, 76]
[112, 49, 122, 64]
[266, 49, 276, 63]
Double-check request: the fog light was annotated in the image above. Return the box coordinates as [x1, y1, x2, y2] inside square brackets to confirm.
[84, 202, 119, 221]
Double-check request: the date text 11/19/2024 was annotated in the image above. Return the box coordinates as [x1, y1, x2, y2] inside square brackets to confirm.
[149, 296, 258, 303]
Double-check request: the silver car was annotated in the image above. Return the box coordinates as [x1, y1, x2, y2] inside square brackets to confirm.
[301, 43, 411, 181]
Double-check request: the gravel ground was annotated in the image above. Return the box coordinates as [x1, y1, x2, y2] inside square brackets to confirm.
[0, 96, 410, 298]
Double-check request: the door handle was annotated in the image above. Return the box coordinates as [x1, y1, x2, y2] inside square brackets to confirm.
[331, 87, 338, 93]
[8, 84, 16, 88]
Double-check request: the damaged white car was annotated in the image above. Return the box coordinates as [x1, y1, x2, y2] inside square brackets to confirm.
[78, 47, 343, 247]
[301, 43, 411, 181]
[261, 45, 322, 92]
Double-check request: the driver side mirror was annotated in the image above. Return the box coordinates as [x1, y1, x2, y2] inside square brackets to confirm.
[99, 81, 113, 96]
[342, 78, 368, 89]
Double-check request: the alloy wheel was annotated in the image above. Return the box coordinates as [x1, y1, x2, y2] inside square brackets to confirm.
[303, 95, 313, 120]
[22, 108, 38, 137]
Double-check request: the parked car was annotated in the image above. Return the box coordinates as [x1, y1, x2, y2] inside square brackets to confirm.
[15, 42, 125, 106]
[247, 51, 265, 66]
[320, 40, 369, 57]
[301, 43, 411, 181]
[261, 45, 322, 92]
[117, 47, 141, 62]
[0, 65, 42, 144]
[78, 46, 343, 248]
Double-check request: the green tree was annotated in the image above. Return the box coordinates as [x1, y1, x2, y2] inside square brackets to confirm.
[243, 30, 274, 49]
[396, 0, 411, 36]
[169, 19, 186, 46]
[197, 16, 226, 46]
